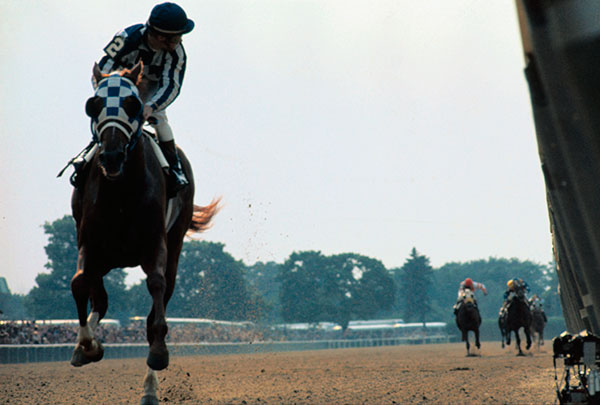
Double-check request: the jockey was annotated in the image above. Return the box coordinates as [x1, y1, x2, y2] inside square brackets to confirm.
[69, 2, 194, 192]
[499, 278, 530, 317]
[453, 278, 487, 314]
[529, 294, 548, 320]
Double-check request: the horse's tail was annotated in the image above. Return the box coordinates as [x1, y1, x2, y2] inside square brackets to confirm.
[187, 197, 221, 235]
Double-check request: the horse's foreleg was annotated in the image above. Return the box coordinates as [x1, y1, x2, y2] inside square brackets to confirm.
[462, 330, 470, 355]
[475, 329, 481, 350]
[140, 368, 160, 405]
[70, 265, 104, 366]
[525, 327, 532, 351]
[143, 244, 169, 371]
[515, 330, 524, 356]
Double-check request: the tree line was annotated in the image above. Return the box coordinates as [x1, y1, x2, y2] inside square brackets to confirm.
[0, 216, 562, 327]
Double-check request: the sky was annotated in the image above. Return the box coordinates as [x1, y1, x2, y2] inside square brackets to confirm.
[0, 1, 551, 295]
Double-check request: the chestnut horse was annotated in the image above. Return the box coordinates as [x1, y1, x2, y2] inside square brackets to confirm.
[69, 62, 218, 405]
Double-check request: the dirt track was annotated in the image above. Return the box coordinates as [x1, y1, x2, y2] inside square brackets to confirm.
[0, 342, 557, 404]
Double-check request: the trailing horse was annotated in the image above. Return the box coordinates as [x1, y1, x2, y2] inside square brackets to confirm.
[455, 289, 482, 356]
[529, 295, 547, 349]
[500, 288, 532, 356]
[68, 62, 218, 405]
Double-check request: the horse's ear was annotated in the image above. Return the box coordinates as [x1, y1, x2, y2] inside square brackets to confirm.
[124, 61, 143, 86]
[122, 95, 142, 119]
[85, 96, 103, 118]
[92, 63, 104, 88]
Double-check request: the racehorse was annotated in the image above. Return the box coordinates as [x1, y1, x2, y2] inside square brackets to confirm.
[455, 289, 482, 356]
[69, 61, 219, 405]
[529, 295, 547, 349]
[500, 288, 532, 356]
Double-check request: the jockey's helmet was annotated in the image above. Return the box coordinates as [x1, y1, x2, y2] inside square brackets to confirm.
[464, 278, 474, 289]
[507, 279, 515, 290]
[148, 3, 195, 35]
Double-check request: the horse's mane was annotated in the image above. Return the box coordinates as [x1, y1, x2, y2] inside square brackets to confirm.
[93, 62, 144, 87]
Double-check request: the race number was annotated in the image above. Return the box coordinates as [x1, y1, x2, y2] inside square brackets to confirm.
[104, 37, 125, 58]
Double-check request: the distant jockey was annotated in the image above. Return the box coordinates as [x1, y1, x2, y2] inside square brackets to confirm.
[499, 278, 530, 318]
[454, 278, 488, 314]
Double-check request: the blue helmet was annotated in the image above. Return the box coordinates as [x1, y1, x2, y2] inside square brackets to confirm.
[148, 3, 194, 35]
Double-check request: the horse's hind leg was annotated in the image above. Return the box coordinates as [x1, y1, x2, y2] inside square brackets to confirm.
[525, 327, 532, 351]
[475, 329, 481, 350]
[70, 265, 106, 366]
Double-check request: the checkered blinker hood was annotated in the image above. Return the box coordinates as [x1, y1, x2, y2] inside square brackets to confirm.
[86, 74, 143, 146]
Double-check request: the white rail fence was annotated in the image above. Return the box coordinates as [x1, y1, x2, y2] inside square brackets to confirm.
[0, 335, 453, 364]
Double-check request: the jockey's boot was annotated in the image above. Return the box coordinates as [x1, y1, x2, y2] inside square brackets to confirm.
[159, 140, 189, 197]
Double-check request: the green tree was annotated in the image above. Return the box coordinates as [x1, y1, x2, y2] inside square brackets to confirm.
[539, 261, 562, 318]
[0, 293, 27, 319]
[394, 248, 433, 324]
[330, 253, 396, 329]
[245, 261, 282, 322]
[278, 251, 324, 324]
[167, 241, 264, 321]
[26, 215, 129, 320]
[278, 251, 395, 329]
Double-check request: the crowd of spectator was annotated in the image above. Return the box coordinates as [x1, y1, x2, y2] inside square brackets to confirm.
[0, 320, 440, 345]
[0, 321, 270, 345]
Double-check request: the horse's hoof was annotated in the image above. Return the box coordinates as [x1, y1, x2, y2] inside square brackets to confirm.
[70, 341, 104, 367]
[71, 346, 91, 367]
[517, 352, 525, 357]
[140, 394, 159, 405]
[147, 349, 169, 371]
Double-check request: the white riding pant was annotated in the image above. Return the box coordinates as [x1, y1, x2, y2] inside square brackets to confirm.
[139, 78, 174, 143]
[148, 109, 174, 142]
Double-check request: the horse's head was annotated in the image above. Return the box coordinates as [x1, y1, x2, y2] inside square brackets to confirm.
[85, 62, 144, 180]
[516, 287, 527, 300]
[530, 295, 542, 311]
[461, 289, 476, 306]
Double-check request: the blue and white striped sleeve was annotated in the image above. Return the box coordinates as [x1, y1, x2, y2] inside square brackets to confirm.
[149, 45, 186, 111]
